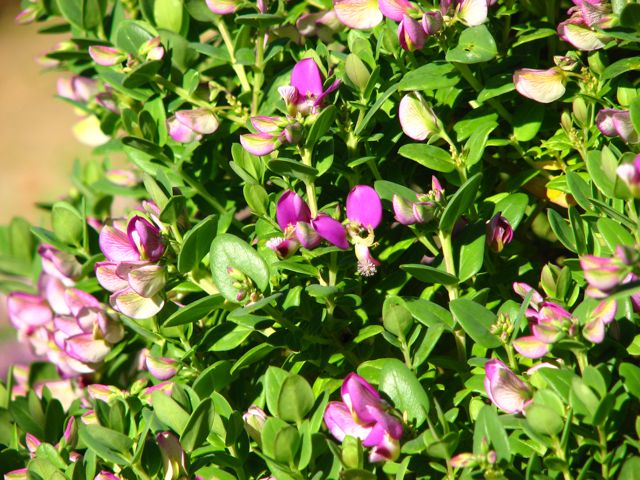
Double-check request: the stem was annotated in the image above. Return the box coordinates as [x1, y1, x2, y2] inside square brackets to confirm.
[597, 426, 609, 478]
[552, 435, 573, 480]
[215, 18, 251, 93]
[251, 31, 266, 116]
[400, 338, 413, 369]
[329, 251, 338, 286]
[299, 146, 318, 217]
[413, 230, 440, 256]
[505, 342, 518, 371]
[453, 63, 513, 125]
[573, 349, 588, 375]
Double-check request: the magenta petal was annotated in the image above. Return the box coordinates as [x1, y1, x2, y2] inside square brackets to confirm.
[291, 58, 324, 99]
[341, 373, 382, 423]
[314, 79, 342, 107]
[168, 116, 201, 143]
[346, 185, 382, 229]
[311, 215, 349, 249]
[99, 224, 140, 262]
[378, 0, 410, 21]
[295, 221, 322, 249]
[277, 191, 312, 231]
[127, 216, 164, 262]
[323, 401, 372, 442]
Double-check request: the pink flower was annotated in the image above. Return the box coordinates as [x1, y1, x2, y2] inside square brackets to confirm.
[583, 299, 617, 343]
[378, 0, 411, 21]
[168, 109, 219, 143]
[513, 68, 566, 104]
[312, 214, 349, 249]
[333, 0, 383, 29]
[346, 185, 382, 230]
[596, 109, 639, 144]
[157, 432, 186, 479]
[513, 301, 575, 359]
[398, 93, 441, 141]
[206, 0, 238, 14]
[421, 11, 443, 35]
[145, 352, 178, 380]
[580, 254, 625, 292]
[96, 216, 166, 319]
[392, 177, 444, 225]
[88, 46, 126, 66]
[280, 58, 340, 116]
[557, 0, 612, 51]
[324, 373, 403, 462]
[484, 359, 532, 414]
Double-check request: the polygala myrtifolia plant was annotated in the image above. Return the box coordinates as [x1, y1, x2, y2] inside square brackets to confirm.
[6, 0, 640, 478]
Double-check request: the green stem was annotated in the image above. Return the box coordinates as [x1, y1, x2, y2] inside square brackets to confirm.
[251, 32, 266, 116]
[329, 251, 338, 286]
[215, 18, 251, 93]
[573, 349, 588, 375]
[505, 342, 518, 371]
[400, 338, 413, 370]
[552, 435, 573, 480]
[299, 146, 318, 217]
[413, 230, 440, 257]
[598, 426, 609, 478]
[453, 63, 513, 125]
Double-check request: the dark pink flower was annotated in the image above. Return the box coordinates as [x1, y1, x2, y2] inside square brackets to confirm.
[484, 359, 531, 414]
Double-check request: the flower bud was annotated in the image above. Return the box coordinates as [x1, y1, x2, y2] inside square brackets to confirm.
[398, 15, 426, 52]
[157, 432, 186, 480]
[422, 11, 443, 35]
[484, 359, 532, 413]
[398, 92, 441, 141]
[243, 405, 268, 444]
[345, 54, 370, 92]
[486, 214, 513, 253]
[88, 46, 125, 66]
[392, 195, 417, 225]
[145, 355, 178, 380]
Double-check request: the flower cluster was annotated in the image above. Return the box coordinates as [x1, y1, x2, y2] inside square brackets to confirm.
[95, 213, 167, 319]
[324, 373, 403, 462]
[241, 58, 339, 156]
[8, 246, 123, 377]
[269, 185, 383, 275]
[557, 0, 613, 51]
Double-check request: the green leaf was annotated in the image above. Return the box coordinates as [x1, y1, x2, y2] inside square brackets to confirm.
[209, 234, 270, 303]
[78, 423, 133, 465]
[180, 398, 213, 452]
[244, 184, 269, 216]
[547, 209, 576, 252]
[178, 215, 217, 274]
[586, 148, 617, 198]
[597, 217, 634, 253]
[159, 195, 187, 224]
[618, 457, 640, 480]
[405, 299, 454, 330]
[164, 295, 225, 326]
[355, 82, 398, 135]
[122, 60, 163, 88]
[398, 144, 455, 173]
[464, 122, 497, 167]
[277, 375, 315, 423]
[379, 359, 430, 427]
[493, 193, 529, 229]
[306, 106, 336, 148]
[151, 390, 190, 434]
[474, 406, 511, 461]
[51, 201, 84, 246]
[193, 361, 233, 397]
[397, 62, 460, 91]
[261, 417, 300, 464]
[265, 366, 289, 417]
[525, 402, 564, 437]
[400, 264, 458, 285]
[154, 0, 184, 32]
[374, 180, 418, 202]
[620, 3, 640, 30]
[566, 171, 591, 211]
[115, 19, 156, 55]
[56, 0, 105, 30]
[630, 97, 640, 136]
[602, 56, 640, 80]
[620, 363, 640, 399]
[513, 102, 544, 142]
[449, 298, 501, 348]
[382, 296, 413, 337]
[569, 377, 599, 423]
[445, 26, 497, 64]
[457, 225, 485, 282]
[268, 159, 318, 183]
[439, 173, 483, 233]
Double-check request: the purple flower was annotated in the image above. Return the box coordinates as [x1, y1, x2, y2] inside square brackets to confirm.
[277, 190, 312, 230]
[398, 15, 426, 51]
[145, 352, 178, 380]
[312, 214, 349, 249]
[57, 76, 98, 103]
[596, 109, 639, 144]
[168, 109, 219, 143]
[392, 177, 444, 225]
[240, 116, 302, 156]
[557, 0, 611, 51]
[486, 214, 513, 253]
[513, 301, 574, 359]
[378, 0, 411, 21]
[484, 359, 532, 414]
[324, 373, 403, 462]
[346, 185, 382, 230]
[280, 58, 341, 115]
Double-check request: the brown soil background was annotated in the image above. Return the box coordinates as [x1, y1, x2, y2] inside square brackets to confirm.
[0, 0, 91, 375]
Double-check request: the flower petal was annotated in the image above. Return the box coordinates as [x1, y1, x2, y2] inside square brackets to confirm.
[127, 264, 167, 298]
[95, 261, 129, 292]
[65, 333, 111, 363]
[277, 191, 312, 231]
[323, 401, 373, 442]
[111, 288, 164, 319]
[513, 336, 551, 359]
[378, 0, 411, 21]
[333, 0, 383, 29]
[100, 224, 140, 262]
[311, 215, 349, 249]
[240, 133, 278, 156]
[398, 93, 440, 141]
[346, 185, 382, 229]
[291, 58, 324, 99]
[206, 0, 237, 14]
[513, 68, 566, 104]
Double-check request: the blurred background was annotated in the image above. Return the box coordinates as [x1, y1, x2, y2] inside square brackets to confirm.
[0, 0, 91, 375]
